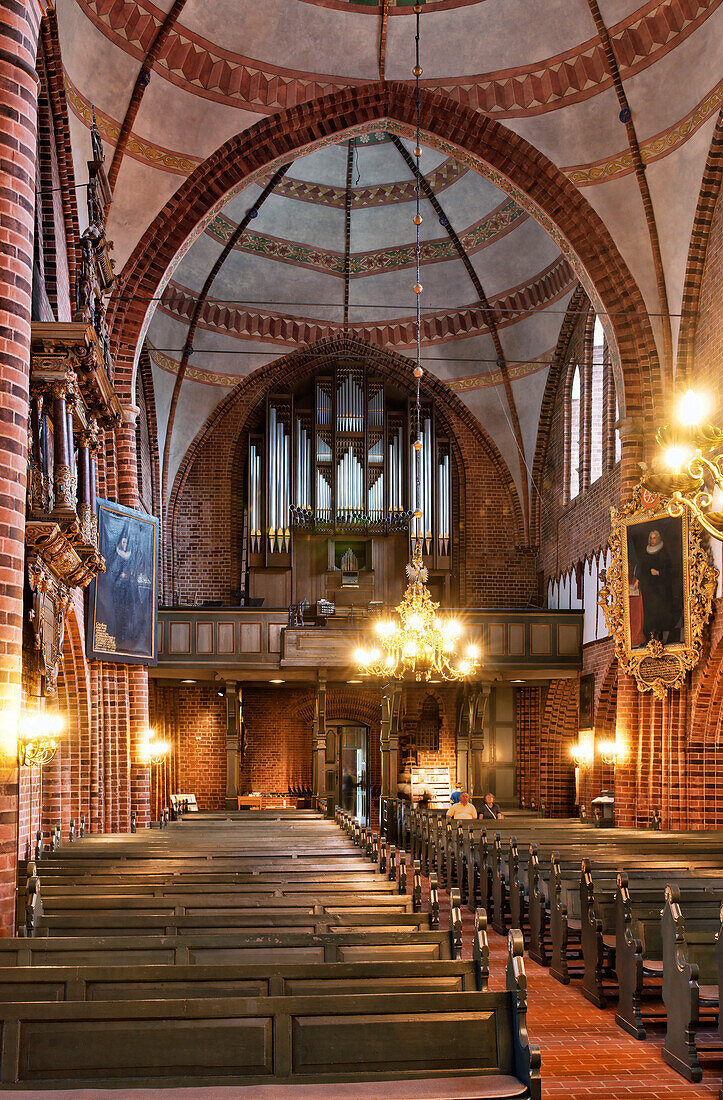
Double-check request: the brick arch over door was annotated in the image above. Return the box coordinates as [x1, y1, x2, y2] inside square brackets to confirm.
[166, 335, 535, 607]
[108, 83, 661, 436]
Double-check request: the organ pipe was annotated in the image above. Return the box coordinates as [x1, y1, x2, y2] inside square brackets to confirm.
[253, 369, 452, 550]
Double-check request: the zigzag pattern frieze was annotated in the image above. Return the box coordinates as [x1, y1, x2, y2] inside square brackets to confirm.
[158, 255, 574, 347]
[204, 199, 527, 276]
[64, 69, 723, 193]
[76, 0, 719, 115]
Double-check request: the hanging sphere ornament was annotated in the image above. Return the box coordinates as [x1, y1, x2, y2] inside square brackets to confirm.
[414, 367, 423, 379]
[413, 66, 422, 76]
[414, 146, 422, 157]
[413, 439, 423, 451]
[414, 214, 423, 226]
[414, 283, 423, 294]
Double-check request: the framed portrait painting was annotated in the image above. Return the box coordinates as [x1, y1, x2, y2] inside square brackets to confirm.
[599, 482, 717, 697]
[86, 499, 159, 665]
[578, 673, 595, 731]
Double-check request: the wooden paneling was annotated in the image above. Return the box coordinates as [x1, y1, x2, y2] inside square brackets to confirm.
[168, 622, 191, 655]
[530, 623, 552, 656]
[217, 622, 235, 654]
[196, 622, 213, 654]
[240, 622, 262, 653]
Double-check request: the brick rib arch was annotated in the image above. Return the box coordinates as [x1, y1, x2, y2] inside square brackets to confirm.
[163, 334, 521, 602]
[108, 83, 661, 439]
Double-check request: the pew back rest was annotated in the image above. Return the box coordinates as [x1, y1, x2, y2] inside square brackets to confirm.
[0, 990, 538, 1092]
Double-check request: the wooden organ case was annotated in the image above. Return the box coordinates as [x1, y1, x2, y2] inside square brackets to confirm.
[244, 360, 454, 611]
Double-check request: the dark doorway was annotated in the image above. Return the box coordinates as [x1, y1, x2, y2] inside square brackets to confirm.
[336, 724, 369, 824]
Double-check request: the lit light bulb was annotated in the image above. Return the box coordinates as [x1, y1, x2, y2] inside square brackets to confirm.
[443, 619, 461, 639]
[375, 619, 395, 637]
[459, 659, 471, 675]
[466, 644, 480, 661]
[369, 649, 381, 662]
[679, 389, 706, 427]
[665, 446, 692, 474]
[403, 641, 418, 658]
[408, 613, 423, 631]
[354, 648, 368, 665]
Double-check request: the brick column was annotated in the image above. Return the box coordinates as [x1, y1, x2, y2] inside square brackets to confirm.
[117, 404, 151, 827]
[0, 1, 41, 933]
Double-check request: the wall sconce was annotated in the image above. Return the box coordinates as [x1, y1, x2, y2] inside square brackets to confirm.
[597, 739, 624, 767]
[570, 742, 593, 770]
[144, 730, 169, 766]
[18, 713, 63, 769]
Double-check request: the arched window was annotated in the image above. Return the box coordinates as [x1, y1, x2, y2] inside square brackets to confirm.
[564, 311, 621, 504]
[569, 366, 581, 499]
[590, 317, 605, 482]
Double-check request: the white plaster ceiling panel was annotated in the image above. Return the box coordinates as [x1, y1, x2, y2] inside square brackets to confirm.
[131, 77, 261, 159]
[56, 0, 138, 119]
[385, 0, 595, 82]
[109, 156, 186, 271]
[168, 378, 234, 488]
[468, 219, 564, 299]
[460, 386, 524, 501]
[150, 357, 178, 461]
[171, 232, 228, 291]
[182, 339, 284, 380]
[288, 143, 357, 186]
[512, 363, 554, 470]
[414, 332, 503, 380]
[495, 301, 571, 366]
[238, 193, 346, 252]
[576, 170, 660, 320]
[346, 258, 477, 310]
[646, 115, 721, 350]
[505, 87, 625, 172]
[180, 0, 380, 78]
[214, 185, 267, 227]
[348, 199, 456, 253]
[196, 261, 347, 322]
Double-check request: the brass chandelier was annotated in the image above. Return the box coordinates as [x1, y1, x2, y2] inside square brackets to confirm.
[355, 4, 481, 683]
[644, 388, 723, 542]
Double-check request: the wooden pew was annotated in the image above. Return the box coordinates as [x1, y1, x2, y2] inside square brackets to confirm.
[0, 927, 461, 966]
[661, 884, 721, 1082]
[0, 958, 485, 1001]
[615, 874, 722, 1040]
[0, 931, 540, 1097]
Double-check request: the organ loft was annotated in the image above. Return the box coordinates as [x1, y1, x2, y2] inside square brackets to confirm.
[0, 0, 722, 1096]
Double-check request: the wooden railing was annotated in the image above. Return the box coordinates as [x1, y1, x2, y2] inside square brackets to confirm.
[156, 607, 583, 675]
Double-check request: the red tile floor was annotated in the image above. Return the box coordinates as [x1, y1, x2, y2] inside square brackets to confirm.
[423, 864, 723, 1099]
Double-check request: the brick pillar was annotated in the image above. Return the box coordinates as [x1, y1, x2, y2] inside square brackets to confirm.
[117, 405, 151, 827]
[0, 2, 41, 934]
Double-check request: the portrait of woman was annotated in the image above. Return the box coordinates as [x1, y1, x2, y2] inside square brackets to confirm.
[89, 500, 159, 664]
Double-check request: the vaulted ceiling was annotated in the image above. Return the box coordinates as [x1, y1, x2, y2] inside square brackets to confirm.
[57, 0, 722, 530]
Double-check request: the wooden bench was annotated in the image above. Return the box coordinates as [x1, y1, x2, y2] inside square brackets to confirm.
[661, 885, 722, 1082]
[0, 932, 539, 1096]
[0, 958, 485, 1001]
[615, 874, 722, 1040]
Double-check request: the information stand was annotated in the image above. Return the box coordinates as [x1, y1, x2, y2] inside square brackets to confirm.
[410, 766, 451, 808]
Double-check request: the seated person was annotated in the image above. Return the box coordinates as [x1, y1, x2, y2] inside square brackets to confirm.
[450, 785, 462, 806]
[481, 792, 504, 819]
[446, 791, 477, 820]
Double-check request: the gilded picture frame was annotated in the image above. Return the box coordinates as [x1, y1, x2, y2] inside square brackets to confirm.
[599, 481, 717, 697]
